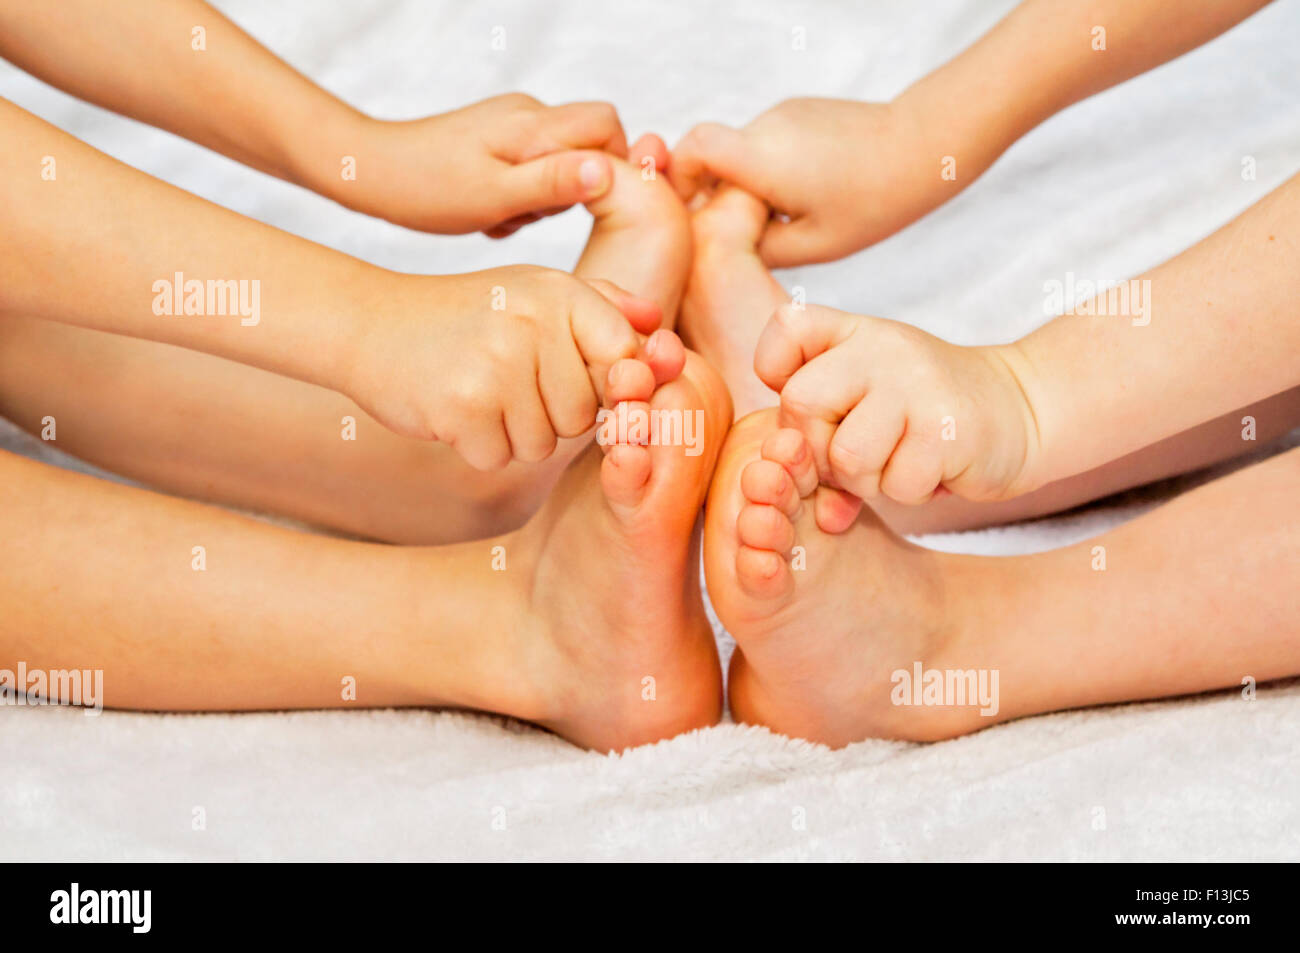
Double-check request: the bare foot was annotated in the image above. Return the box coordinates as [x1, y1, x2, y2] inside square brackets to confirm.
[680, 187, 788, 418]
[704, 409, 997, 747]
[579, 133, 692, 322]
[505, 349, 733, 751]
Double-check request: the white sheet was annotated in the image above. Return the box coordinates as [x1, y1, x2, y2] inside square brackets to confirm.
[3, 0, 1298, 861]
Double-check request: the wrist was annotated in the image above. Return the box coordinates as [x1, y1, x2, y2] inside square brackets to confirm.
[283, 103, 379, 209]
[982, 341, 1054, 495]
[318, 262, 410, 399]
[892, 38, 1043, 187]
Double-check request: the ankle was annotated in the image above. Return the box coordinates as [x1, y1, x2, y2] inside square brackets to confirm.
[395, 534, 550, 721]
[923, 553, 1027, 731]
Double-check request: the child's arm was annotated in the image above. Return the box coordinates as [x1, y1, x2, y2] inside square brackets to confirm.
[753, 172, 1300, 511]
[0, 0, 626, 235]
[0, 139, 690, 547]
[0, 97, 654, 471]
[1009, 170, 1300, 488]
[671, 0, 1274, 266]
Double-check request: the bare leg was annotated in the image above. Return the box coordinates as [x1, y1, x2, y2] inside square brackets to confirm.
[0, 136, 690, 544]
[682, 187, 1300, 534]
[706, 409, 1300, 747]
[0, 444, 533, 713]
[2, 346, 731, 750]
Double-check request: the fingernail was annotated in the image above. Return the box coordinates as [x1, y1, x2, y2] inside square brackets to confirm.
[645, 332, 659, 357]
[579, 157, 608, 194]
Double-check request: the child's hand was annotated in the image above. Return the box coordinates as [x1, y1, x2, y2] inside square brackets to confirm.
[343, 266, 664, 470]
[670, 98, 956, 267]
[754, 304, 1042, 507]
[332, 94, 628, 237]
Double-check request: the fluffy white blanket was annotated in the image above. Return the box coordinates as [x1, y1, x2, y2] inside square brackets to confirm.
[2, 0, 1297, 861]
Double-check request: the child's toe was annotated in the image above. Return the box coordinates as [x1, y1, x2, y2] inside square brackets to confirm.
[735, 545, 794, 600]
[737, 502, 796, 556]
[639, 328, 685, 386]
[741, 459, 801, 518]
[606, 359, 656, 405]
[762, 428, 819, 497]
[601, 442, 653, 508]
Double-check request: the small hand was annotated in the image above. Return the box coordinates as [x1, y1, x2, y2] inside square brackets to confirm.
[339, 93, 629, 237]
[344, 266, 669, 470]
[754, 303, 1042, 511]
[670, 98, 953, 267]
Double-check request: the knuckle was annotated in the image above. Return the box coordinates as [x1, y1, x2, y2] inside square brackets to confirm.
[463, 435, 512, 472]
[481, 451, 512, 472]
[590, 101, 618, 125]
[556, 394, 599, 436]
[544, 153, 567, 197]
[773, 302, 805, 330]
[506, 263, 547, 283]
[498, 91, 539, 109]
[779, 385, 821, 421]
[531, 266, 573, 295]
[828, 439, 867, 477]
[516, 433, 556, 464]
[883, 461, 933, 503]
[445, 376, 492, 415]
[583, 277, 614, 298]
[678, 124, 708, 151]
[482, 329, 521, 369]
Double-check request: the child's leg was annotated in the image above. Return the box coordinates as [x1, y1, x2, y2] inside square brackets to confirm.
[0, 137, 690, 544]
[706, 409, 1300, 747]
[2, 348, 731, 750]
[684, 187, 1300, 534]
[0, 444, 510, 711]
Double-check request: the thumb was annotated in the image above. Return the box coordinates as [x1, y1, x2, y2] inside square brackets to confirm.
[753, 303, 858, 393]
[583, 278, 662, 335]
[500, 150, 613, 222]
[669, 122, 761, 201]
[758, 216, 832, 268]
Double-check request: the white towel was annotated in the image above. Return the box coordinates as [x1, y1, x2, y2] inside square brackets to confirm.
[2, 0, 1297, 860]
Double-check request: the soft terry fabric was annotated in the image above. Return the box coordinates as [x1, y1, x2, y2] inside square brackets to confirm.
[2, 0, 1298, 861]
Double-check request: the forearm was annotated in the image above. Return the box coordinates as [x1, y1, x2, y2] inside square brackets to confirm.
[1009, 172, 1300, 486]
[872, 387, 1300, 535]
[896, 0, 1273, 182]
[0, 96, 384, 391]
[0, 0, 363, 191]
[0, 313, 560, 545]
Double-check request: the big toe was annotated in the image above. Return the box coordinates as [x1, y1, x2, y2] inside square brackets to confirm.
[691, 185, 770, 253]
[630, 132, 670, 178]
